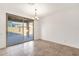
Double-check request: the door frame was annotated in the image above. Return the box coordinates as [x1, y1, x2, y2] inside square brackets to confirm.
[6, 13, 34, 47]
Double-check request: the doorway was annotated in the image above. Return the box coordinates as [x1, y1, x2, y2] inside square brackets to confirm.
[6, 13, 34, 47]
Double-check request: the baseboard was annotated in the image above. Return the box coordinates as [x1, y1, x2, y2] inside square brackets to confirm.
[0, 47, 6, 50]
[40, 39, 79, 49]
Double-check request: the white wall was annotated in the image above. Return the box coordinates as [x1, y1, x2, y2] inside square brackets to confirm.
[41, 7, 79, 48]
[34, 20, 41, 40]
[0, 10, 6, 49]
[0, 9, 40, 49]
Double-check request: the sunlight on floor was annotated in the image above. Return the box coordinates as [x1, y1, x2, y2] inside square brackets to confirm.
[24, 41, 34, 55]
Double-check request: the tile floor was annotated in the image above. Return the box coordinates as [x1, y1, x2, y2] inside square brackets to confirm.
[0, 39, 79, 56]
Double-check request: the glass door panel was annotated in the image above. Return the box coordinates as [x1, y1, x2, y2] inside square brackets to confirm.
[29, 22, 33, 41]
[7, 21, 24, 46]
[24, 22, 33, 42]
[24, 22, 28, 41]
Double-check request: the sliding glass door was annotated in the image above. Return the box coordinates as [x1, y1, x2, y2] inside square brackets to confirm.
[7, 19, 34, 47]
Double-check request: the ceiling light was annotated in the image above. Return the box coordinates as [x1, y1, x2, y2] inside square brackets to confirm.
[28, 3, 39, 20]
[34, 8, 39, 20]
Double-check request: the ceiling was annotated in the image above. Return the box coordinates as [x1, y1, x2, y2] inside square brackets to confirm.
[0, 3, 79, 19]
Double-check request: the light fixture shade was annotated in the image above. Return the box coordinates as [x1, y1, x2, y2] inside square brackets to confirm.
[34, 16, 39, 20]
[32, 16, 39, 20]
